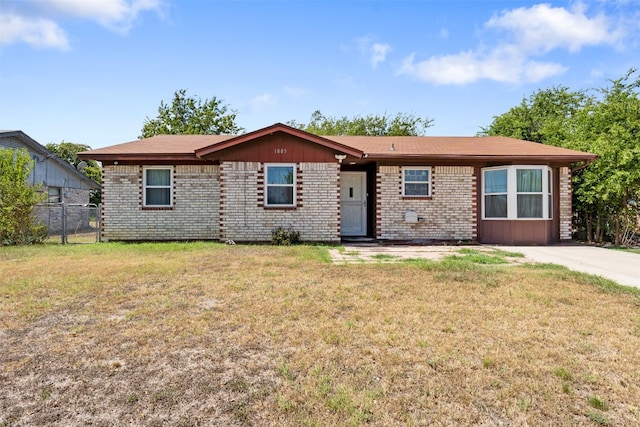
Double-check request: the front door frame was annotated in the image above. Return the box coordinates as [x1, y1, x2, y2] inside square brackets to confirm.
[340, 171, 367, 236]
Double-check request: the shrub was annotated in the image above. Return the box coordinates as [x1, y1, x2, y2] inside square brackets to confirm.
[271, 226, 301, 246]
[0, 148, 47, 245]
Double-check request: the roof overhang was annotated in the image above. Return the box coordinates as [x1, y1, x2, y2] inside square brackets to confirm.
[364, 153, 598, 163]
[195, 122, 364, 159]
[77, 153, 202, 163]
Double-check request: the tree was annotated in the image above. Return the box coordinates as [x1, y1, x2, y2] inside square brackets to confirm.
[479, 85, 588, 146]
[566, 70, 640, 245]
[46, 141, 102, 205]
[140, 89, 243, 138]
[289, 110, 433, 136]
[482, 70, 640, 245]
[0, 148, 47, 245]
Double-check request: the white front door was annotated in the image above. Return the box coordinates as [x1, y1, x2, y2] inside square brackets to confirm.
[340, 172, 367, 236]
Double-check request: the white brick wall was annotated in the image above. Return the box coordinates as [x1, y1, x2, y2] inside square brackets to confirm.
[376, 165, 476, 241]
[559, 167, 572, 241]
[102, 162, 570, 243]
[101, 164, 219, 241]
[220, 162, 340, 243]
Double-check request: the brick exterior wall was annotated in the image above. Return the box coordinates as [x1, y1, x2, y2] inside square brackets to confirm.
[101, 164, 220, 241]
[100, 162, 569, 243]
[101, 162, 339, 242]
[376, 165, 476, 241]
[559, 166, 572, 241]
[220, 162, 340, 243]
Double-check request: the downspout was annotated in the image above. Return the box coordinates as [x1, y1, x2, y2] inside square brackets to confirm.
[571, 157, 596, 174]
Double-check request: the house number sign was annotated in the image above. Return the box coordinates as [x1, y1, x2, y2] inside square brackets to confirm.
[274, 148, 287, 154]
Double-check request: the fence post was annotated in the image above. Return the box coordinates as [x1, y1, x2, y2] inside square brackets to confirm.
[61, 203, 67, 245]
[97, 203, 101, 243]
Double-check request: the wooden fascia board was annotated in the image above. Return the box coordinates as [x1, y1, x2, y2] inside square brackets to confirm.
[364, 154, 598, 163]
[77, 153, 202, 162]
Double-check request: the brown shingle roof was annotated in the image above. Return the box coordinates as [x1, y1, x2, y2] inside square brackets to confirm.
[80, 135, 233, 155]
[78, 125, 596, 163]
[326, 135, 595, 161]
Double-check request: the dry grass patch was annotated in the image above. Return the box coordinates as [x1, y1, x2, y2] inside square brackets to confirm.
[1, 242, 639, 426]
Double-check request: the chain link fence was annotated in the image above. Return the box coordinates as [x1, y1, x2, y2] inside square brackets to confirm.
[34, 203, 100, 244]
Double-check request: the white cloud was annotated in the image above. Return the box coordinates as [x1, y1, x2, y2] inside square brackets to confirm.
[353, 36, 392, 69]
[397, 2, 622, 85]
[397, 47, 567, 85]
[0, 13, 69, 50]
[0, 0, 164, 50]
[370, 43, 391, 68]
[248, 93, 276, 112]
[43, 0, 165, 34]
[486, 3, 622, 53]
[522, 60, 569, 82]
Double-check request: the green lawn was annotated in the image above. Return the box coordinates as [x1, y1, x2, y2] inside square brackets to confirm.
[608, 245, 640, 255]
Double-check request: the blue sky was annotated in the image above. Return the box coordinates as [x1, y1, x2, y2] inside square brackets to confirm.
[1, 0, 638, 149]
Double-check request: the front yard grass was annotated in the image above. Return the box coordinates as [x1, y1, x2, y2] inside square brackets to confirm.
[608, 245, 640, 255]
[1, 242, 639, 426]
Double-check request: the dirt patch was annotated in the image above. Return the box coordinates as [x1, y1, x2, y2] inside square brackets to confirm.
[329, 245, 527, 264]
[2, 309, 285, 426]
[2, 243, 639, 426]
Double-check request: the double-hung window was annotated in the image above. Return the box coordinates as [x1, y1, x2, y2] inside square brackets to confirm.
[516, 169, 543, 218]
[265, 164, 295, 207]
[483, 169, 508, 218]
[482, 166, 552, 219]
[143, 167, 172, 207]
[403, 167, 431, 197]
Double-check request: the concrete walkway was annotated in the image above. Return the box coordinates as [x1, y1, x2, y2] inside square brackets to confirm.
[329, 244, 640, 289]
[329, 244, 467, 263]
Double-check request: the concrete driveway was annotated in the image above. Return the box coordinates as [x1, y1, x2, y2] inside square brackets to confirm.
[493, 245, 640, 289]
[330, 244, 640, 289]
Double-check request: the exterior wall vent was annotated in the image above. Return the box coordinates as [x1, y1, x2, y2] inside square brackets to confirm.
[404, 210, 418, 223]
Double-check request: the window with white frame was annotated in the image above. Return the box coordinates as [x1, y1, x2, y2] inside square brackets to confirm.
[403, 167, 431, 197]
[265, 164, 295, 207]
[143, 167, 172, 207]
[482, 166, 552, 219]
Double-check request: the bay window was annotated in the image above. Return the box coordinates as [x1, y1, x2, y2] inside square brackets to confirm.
[484, 169, 508, 218]
[482, 166, 552, 219]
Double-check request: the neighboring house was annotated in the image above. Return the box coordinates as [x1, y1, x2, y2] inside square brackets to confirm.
[78, 123, 596, 245]
[1, 130, 100, 233]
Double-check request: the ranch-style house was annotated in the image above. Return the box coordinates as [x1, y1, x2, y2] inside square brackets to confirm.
[79, 123, 597, 245]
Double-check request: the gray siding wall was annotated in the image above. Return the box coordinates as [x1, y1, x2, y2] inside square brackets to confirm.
[1, 135, 97, 202]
